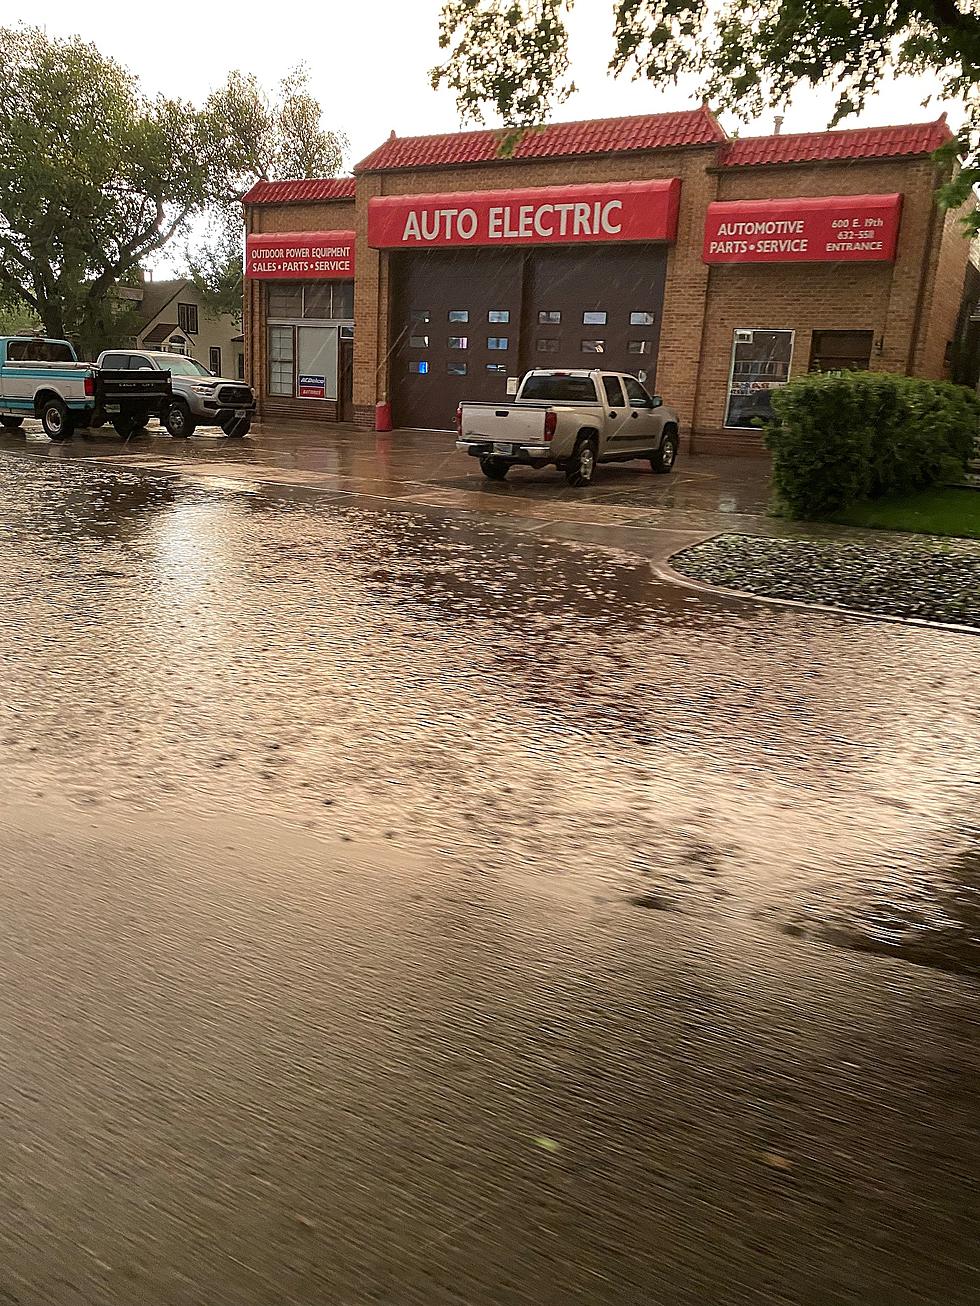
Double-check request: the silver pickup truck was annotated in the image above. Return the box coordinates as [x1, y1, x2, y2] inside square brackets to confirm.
[456, 369, 680, 486]
[96, 349, 256, 438]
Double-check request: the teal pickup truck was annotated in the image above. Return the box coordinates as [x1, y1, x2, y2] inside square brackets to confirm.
[0, 336, 171, 441]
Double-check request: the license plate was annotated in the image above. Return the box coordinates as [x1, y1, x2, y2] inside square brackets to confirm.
[492, 442, 513, 456]
[234, 409, 247, 418]
[105, 404, 120, 413]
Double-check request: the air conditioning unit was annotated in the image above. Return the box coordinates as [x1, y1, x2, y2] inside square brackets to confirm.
[734, 329, 754, 344]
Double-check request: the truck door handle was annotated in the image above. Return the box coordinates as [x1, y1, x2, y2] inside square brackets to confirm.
[631, 412, 639, 419]
[609, 411, 618, 418]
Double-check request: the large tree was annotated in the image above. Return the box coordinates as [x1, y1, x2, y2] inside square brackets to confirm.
[186, 67, 348, 325]
[0, 24, 216, 355]
[432, 1, 980, 224]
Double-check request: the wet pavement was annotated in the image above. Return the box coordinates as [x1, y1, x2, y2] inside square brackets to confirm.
[1, 430, 979, 1304]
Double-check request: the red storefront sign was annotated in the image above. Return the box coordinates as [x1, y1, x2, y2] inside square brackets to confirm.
[703, 194, 902, 264]
[367, 179, 681, 249]
[245, 230, 355, 279]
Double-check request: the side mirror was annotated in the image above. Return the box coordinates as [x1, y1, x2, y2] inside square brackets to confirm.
[650, 395, 663, 408]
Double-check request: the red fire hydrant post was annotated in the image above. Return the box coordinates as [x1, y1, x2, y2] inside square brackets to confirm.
[374, 401, 392, 432]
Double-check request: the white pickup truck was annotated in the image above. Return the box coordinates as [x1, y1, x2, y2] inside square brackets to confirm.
[0, 336, 170, 440]
[455, 369, 680, 486]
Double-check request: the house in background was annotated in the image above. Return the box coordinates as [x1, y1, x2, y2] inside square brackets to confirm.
[119, 277, 244, 378]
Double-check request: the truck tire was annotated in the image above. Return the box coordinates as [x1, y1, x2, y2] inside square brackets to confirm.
[87, 411, 106, 429]
[565, 433, 597, 487]
[40, 397, 73, 442]
[479, 455, 509, 480]
[221, 415, 251, 439]
[164, 400, 195, 438]
[651, 430, 679, 474]
[112, 413, 146, 439]
[0, 416, 24, 430]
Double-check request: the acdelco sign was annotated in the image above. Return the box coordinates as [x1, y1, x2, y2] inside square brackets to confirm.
[367, 179, 681, 249]
[703, 194, 902, 264]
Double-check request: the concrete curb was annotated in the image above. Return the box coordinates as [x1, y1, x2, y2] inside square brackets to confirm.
[656, 534, 980, 636]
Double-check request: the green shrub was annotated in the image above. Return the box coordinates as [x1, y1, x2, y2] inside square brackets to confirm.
[765, 371, 980, 519]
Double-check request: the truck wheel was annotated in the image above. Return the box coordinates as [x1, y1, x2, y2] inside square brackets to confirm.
[164, 400, 195, 438]
[40, 398, 73, 442]
[651, 431, 679, 474]
[479, 455, 509, 481]
[112, 414, 146, 439]
[221, 415, 251, 439]
[0, 416, 24, 430]
[565, 433, 597, 487]
[87, 411, 106, 430]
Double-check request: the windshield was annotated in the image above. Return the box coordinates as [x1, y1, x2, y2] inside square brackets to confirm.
[7, 339, 75, 363]
[158, 356, 212, 377]
[519, 374, 599, 404]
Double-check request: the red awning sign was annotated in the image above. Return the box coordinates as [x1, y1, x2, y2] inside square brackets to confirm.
[246, 230, 355, 279]
[703, 194, 902, 264]
[367, 180, 681, 249]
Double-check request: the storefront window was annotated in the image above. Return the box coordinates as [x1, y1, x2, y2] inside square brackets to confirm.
[269, 285, 303, 318]
[298, 325, 338, 399]
[268, 326, 294, 396]
[809, 330, 874, 373]
[725, 329, 794, 429]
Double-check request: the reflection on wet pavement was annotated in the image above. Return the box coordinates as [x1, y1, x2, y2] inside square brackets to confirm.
[1, 454, 977, 968]
[1, 449, 979, 1304]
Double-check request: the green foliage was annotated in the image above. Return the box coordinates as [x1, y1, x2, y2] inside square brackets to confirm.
[432, 1, 575, 127]
[765, 371, 980, 519]
[434, 1, 980, 231]
[186, 65, 347, 326]
[0, 23, 215, 354]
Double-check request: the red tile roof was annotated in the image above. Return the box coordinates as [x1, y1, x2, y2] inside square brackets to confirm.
[242, 177, 357, 204]
[355, 107, 726, 172]
[722, 119, 953, 168]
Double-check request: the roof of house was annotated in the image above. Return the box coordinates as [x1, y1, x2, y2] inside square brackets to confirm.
[242, 177, 357, 205]
[142, 322, 184, 346]
[137, 278, 192, 325]
[722, 118, 953, 168]
[354, 107, 726, 173]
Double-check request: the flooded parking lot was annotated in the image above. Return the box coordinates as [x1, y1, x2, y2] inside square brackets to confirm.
[1, 445, 978, 1304]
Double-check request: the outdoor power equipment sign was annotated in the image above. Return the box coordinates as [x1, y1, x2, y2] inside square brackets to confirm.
[703, 194, 903, 264]
[367, 179, 682, 249]
[246, 231, 355, 279]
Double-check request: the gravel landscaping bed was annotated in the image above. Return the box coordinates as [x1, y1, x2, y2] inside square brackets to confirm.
[671, 533, 980, 628]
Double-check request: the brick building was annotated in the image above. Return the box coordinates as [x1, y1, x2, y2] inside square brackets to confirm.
[242, 107, 971, 452]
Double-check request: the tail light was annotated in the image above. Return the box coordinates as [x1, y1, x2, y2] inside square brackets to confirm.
[543, 410, 557, 440]
[84, 376, 95, 397]
[455, 404, 463, 437]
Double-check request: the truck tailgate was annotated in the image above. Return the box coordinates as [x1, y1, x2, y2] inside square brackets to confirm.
[459, 403, 547, 443]
[97, 370, 172, 404]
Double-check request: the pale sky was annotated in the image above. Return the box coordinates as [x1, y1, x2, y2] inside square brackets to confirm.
[1, 0, 962, 269]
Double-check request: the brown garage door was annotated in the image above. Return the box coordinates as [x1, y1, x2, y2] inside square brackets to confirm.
[520, 247, 667, 389]
[391, 249, 524, 430]
[390, 244, 669, 429]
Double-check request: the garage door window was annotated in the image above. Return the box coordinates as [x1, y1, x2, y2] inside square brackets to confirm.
[583, 310, 607, 325]
[537, 339, 559, 353]
[538, 311, 561, 324]
[630, 311, 655, 326]
[448, 310, 468, 322]
[448, 336, 468, 349]
[582, 340, 605, 353]
[488, 310, 510, 323]
[725, 329, 794, 428]
[409, 360, 429, 374]
[487, 337, 509, 350]
[447, 362, 467, 375]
